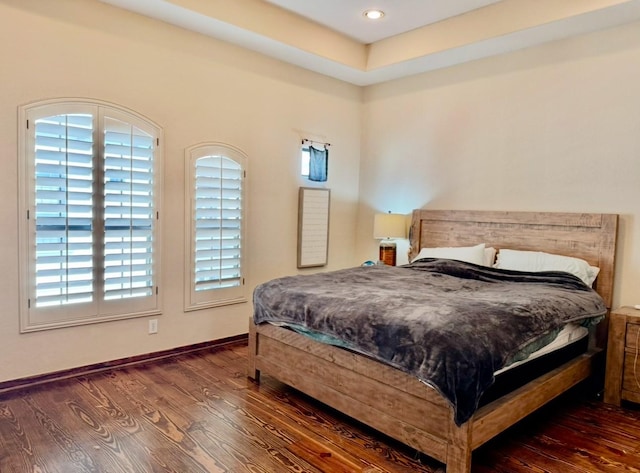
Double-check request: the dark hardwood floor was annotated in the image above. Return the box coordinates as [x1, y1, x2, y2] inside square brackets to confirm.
[1, 342, 640, 472]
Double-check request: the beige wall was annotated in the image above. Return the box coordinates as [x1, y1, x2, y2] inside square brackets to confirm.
[358, 21, 640, 308]
[0, 0, 362, 381]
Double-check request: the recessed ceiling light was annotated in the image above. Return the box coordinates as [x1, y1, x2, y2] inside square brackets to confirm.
[363, 9, 385, 20]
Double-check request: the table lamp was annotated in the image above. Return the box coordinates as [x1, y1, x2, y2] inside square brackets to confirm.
[373, 212, 406, 266]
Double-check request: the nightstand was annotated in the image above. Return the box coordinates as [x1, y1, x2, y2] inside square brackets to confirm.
[604, 306, 640, 406]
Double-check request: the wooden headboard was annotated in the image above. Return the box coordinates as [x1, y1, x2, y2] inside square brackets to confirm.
[409, 210, 618, 312]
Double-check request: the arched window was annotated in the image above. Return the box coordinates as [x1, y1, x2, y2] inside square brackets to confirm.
[19, 99, 163, 332]
[185, 143, 246, 311]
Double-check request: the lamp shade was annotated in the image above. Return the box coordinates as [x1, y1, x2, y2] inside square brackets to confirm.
[373, 213, 406, 239]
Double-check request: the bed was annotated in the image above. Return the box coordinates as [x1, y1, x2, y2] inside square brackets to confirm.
[248, 210, 618, 473]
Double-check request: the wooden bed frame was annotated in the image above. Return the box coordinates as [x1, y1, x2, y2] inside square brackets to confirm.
[248, 210, 618, 472]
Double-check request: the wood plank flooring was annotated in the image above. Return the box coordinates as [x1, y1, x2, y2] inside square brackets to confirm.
[1, 342, 640, 472]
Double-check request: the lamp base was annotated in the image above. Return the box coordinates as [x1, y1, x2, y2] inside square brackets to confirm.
[379, 241, 397, 266]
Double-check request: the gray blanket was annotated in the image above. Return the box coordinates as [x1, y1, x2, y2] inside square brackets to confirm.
[253, 259, 606, 425]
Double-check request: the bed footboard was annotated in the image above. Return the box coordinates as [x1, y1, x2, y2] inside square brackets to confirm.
[249, 320, 454, 463]
[248, 320, 598, 473]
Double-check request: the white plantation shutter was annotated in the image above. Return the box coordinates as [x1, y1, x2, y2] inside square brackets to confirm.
[33, 113, 95, 310]
[103, 117, 155, 301]
[185, 144, 246, 310]
[194, 156, 242, 289]
[19, 100, 162, 332]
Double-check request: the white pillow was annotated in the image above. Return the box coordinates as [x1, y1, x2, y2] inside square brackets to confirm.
[411, 243, 486, 266]
[494, 249, 600, 286]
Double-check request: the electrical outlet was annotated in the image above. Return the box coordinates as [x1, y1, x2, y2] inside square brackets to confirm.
[148, 319, 158, 334]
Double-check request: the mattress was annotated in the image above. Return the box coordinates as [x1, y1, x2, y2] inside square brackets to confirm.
[281, 321, 588, 375]
[496, 323, 588, 375]
[479, 323, 589, 405]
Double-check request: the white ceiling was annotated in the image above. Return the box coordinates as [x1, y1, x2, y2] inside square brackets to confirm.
[98, 0, 640, 86]
[263, 0, 503, 44]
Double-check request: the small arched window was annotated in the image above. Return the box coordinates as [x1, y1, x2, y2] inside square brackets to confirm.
[185, 143, 247, 311]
